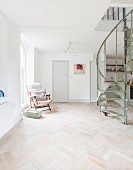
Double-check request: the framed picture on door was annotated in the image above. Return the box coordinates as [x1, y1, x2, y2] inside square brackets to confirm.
[74, 64, 85, 74]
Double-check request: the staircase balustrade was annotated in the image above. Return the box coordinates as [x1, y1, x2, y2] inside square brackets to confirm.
[97, 9, 133, 125]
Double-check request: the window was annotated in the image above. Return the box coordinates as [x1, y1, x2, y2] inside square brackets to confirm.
[20, 43, 27, 105]
[20, 34, 34, 107]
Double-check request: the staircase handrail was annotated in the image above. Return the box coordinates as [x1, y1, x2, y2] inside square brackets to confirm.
[96, 9, 133, 86]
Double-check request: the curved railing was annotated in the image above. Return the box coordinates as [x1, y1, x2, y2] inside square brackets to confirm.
[102, 7, 125, 21]
[96, 9, 133, 92]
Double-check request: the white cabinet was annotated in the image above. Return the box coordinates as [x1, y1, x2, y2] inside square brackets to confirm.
[0, 101, 14, 138]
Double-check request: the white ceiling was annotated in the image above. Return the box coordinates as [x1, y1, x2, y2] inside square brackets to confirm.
[0, 0, 111, 53]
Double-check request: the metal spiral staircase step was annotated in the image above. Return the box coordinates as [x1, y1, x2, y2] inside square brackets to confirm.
[102, 109, 127, 124]
[104, 81, 126, 84]
[102, 109, 120, 115]
[98, 90, 125, 93]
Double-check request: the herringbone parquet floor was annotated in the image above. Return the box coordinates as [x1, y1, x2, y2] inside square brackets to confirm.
[0, 102, 133, 170]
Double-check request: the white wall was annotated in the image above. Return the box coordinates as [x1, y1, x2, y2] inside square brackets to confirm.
[0, 11, 22, 138]
[0, 19, 7, 94]
[21, 33, 35, 86]
[38, 53, 93, 102]
[6, 21, 21, 123]
[34, 48, 40, 83]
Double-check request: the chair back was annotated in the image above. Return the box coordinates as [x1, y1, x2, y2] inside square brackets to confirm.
[29, 83, 42, 90]
[27, 83, 46, 100]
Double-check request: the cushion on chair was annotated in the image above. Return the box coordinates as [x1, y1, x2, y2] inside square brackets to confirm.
[29, 83, 42, 90]
[29, 83, 46, 99]
[31, 89, 46, 99]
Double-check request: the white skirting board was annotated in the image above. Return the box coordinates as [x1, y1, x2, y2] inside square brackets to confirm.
[68, 99, 90, 102]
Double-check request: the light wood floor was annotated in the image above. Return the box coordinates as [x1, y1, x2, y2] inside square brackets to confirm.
[0, 102, 133, 170]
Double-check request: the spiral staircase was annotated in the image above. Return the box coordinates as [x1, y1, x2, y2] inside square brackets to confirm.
[97, 9, 133, 125]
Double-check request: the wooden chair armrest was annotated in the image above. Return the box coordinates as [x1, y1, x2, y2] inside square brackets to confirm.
[46, 94, 51, 100]
[30, 96, 38, 108]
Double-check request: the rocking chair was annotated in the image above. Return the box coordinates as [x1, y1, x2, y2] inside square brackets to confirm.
[27, 83, 52, 111]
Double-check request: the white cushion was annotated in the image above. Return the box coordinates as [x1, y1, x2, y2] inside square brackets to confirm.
[28, 83, 46, 99]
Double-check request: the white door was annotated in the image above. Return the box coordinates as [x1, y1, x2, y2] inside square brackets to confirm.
[53, 61, 68, 102]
